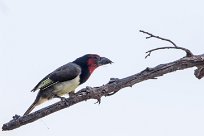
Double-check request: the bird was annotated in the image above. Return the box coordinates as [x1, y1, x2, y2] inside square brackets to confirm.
[23, 54, 112, 115]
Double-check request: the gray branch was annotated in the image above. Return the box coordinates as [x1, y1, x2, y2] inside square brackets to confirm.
[2, 31, 204, 131]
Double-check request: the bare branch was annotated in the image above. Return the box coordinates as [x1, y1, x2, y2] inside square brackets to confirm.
[145, 46, 193, 58]
[139, 30, 178, 47]
[2, 30, 204, 131]
[139, 30, 193, 57]
[3, 54, 204, 131]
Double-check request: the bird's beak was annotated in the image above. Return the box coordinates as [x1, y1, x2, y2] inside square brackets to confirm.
[98, 57, 113, 66]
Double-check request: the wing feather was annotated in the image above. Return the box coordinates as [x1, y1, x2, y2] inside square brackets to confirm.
[31, 63, 81, 92]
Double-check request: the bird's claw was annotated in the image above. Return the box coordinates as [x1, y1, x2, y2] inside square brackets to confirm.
[60, 97, 67, 101]
[54, 94, 69, 105]
[60, 97, 70, 105]
[68, 91, 75, 97]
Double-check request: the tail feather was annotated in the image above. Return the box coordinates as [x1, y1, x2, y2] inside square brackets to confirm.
[24, 102, 37, 115]
[24, 96, 48, 115]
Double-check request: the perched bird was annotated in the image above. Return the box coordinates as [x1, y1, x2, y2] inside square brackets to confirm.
[24, 54, 112, 115]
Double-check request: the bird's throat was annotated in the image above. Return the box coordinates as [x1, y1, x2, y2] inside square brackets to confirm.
[88, 66, 97, 74]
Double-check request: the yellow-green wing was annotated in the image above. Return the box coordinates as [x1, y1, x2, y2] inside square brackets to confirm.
[31, 62, 81, 92]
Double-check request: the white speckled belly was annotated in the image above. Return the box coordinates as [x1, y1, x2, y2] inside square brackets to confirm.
[53, 75, 80, 96]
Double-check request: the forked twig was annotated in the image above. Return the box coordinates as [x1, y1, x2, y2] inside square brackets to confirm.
[139, 30, 193, 58]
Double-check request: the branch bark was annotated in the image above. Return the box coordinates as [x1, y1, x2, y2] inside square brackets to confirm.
[2, 31, 204, 131]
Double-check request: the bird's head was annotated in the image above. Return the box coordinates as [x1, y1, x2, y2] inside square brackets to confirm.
[73, 54, 112, 74]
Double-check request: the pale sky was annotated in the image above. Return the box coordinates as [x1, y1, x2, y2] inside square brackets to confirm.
[1, 0, 204, 136]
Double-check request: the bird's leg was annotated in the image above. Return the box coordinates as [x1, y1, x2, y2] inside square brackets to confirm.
[54, 94, 67, 102]
[68, 91, 75, 97]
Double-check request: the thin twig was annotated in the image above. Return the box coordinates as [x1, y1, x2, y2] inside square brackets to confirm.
[140, 30, 193, 58]
[145, 46, 193, 58]
[139, 30, 178, 47]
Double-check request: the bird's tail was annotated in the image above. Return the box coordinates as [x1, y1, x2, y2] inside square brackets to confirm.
[24, 96, 48, 115]
[23, 101, 37, 115]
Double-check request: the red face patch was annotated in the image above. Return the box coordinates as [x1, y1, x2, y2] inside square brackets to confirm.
[87, 58, 98, 74]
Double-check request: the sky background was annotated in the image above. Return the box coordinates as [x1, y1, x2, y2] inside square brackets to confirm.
[1, 0, 204, 136]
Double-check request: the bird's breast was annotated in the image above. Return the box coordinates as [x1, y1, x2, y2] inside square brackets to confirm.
[53, 75, 80, 96]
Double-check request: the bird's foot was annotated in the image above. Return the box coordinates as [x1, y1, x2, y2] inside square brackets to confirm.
[68, 91, 75, 97]
[54, 94, 69, 104]
[60, 97, 70, 105]
[60, 97, 67, 102]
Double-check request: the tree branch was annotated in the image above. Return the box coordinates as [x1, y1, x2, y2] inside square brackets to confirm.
[145, 46, 193, 58]
[2, 31, 204, 131]
[139, 30, 178, 47]
[139, 30, 193, 58]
